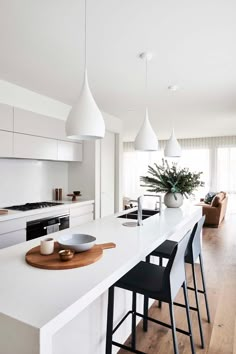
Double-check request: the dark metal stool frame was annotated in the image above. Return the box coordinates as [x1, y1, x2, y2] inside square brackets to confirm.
[144, 215, 210, 349]
[106, 230, 195, 354]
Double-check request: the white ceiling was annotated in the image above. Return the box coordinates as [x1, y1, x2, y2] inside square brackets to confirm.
[0, 0, 236, 141]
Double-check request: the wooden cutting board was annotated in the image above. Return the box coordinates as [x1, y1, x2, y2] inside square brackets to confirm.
[25, 242, 116, 270]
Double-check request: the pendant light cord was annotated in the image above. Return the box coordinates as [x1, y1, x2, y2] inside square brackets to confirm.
[145, 55, 148, 109]
[84, 0, 87, 69]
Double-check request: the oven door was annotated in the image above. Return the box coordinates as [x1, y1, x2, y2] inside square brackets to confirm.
[26, 214, 70, 241]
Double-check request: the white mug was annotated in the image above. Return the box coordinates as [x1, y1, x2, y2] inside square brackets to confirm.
[40, 238, 54, 255]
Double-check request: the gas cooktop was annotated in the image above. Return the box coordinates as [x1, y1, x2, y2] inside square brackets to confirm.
[4, 202, 64, 212]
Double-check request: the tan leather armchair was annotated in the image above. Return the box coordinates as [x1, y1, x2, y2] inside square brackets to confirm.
[197, 192, 228, 227]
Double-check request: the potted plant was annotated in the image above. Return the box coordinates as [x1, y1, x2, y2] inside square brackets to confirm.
[140, 160, 205, 208]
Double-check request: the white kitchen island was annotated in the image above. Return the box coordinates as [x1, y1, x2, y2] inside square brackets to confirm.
[0, 203, 202, 354]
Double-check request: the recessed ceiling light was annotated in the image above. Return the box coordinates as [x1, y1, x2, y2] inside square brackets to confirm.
[168, 85, 179, 91]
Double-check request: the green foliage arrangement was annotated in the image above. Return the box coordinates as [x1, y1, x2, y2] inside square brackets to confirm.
[140, 159, 204, 199]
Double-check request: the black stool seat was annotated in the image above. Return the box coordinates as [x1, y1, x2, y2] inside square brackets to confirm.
[151, 240, 177, 259]
[152, 239, 193, 264]
[116, 261, 167, 301]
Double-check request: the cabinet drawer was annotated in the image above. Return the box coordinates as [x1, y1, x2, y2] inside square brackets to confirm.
[0, 217, 26, 235]
[0, 130, 13, 157]
[58, 141, 82, 161]
[0, 229, 26, 249]
[14, 133, 58, 160]
[70, 204, 94, 217]
[70, 213, 94, 228]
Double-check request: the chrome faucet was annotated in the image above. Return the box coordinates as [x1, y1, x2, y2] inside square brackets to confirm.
[128, 194, 162, 226]
[144, 194, 162, 213]
[129, 195, 143, 226]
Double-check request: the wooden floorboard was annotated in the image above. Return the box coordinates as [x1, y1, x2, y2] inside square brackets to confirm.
[118, 215, 236, 354]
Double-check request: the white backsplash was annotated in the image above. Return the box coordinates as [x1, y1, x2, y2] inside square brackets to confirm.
[0, 159, 68, 207]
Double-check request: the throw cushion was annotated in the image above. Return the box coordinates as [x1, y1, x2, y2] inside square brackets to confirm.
[204, 192, 216, 204]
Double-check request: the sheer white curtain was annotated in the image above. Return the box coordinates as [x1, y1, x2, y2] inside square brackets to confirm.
[123, 150, 163, 200]
[123, 136, 236, 212]
[216, 147, 236, 213]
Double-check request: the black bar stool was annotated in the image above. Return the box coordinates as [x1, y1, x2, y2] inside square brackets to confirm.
[106, 230, 195, 354]
[144, 215, 210, 349]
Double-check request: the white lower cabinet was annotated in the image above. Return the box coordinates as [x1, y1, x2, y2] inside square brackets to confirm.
[0, 217, 26, 249]
[0, 131, 13, 157]
[70, 213, 94, 228]
[0, 229, 26, 249]
[14, 133, 58, 160]
[70, 204, 94, 227]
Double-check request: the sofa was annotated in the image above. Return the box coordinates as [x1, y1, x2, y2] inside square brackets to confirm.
[197, 191, 228, 227]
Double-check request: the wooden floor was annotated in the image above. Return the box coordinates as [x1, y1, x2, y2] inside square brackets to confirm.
[118, 215, 236, 354]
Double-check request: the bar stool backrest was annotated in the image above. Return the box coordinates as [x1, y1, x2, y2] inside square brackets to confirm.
[186, 215, 205, 262]
[164, 230, 192, 300]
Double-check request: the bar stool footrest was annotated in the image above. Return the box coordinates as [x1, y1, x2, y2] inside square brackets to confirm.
[187, 286, 205, 294]
[173, 301, 198, 312]
[112, 341, 146, 354]
[112, 308, 192, 339]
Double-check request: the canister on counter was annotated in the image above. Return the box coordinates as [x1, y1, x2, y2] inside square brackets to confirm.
[59, 188, 63, 201]
[55, 188, 59, 201]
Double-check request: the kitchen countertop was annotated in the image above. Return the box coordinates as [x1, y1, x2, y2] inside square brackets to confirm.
[0, 198, 94, 222]
[0, 203, 201, 341]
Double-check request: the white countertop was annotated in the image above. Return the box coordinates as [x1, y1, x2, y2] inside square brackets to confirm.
[0, 199, 94, 222]
[0, 203, 201, 336]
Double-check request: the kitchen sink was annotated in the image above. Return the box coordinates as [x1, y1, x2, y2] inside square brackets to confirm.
[118, 209, 159, 220]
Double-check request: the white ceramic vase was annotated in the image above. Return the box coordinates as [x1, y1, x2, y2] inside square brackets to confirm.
[164, 192, 183, 208]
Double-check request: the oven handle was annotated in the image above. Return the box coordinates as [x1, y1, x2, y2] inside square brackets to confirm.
[43, 222, 61, 230]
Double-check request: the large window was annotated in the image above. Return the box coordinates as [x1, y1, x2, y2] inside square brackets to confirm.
[123, 148, 209, 201]
[123, 150, 163, 200]
[216, 147, 236, 213]
[123, 137, 236, 214]
[179, 149, 210, 200]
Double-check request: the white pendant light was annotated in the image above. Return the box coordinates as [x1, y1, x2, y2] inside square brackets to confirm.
[164, 85, 181, 157]
[134, 108, 158, 151]
[134, 52, 158, 151]
[164, 128, 181, 157]
[66, 0, 105, 140]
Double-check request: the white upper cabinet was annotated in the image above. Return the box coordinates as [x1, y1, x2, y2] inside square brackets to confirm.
[0, 106, 83, 162]
[0, 131, 13, 157]
[14, 133, 58, 160]
[14, 107, 67, 140]
[58, 141, 82, 161]
[0, 103, 13, 131]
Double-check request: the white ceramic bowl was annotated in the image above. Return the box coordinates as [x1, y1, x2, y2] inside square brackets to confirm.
[58, 234, 96, 253]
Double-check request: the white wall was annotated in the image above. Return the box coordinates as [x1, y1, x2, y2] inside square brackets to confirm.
[68, 141, 96, 201]
[0, 159, 68, 207]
